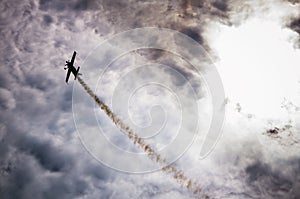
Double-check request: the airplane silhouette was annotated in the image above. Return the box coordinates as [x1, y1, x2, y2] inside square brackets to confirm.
[64, 51, 80, 83]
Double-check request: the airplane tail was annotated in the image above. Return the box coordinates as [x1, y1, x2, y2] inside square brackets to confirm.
[75, 67, 80, 80]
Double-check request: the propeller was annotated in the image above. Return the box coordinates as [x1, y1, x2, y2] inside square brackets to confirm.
[64, 60, 70, 69]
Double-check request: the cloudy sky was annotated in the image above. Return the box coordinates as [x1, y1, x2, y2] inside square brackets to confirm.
[1, 0, 300, 198]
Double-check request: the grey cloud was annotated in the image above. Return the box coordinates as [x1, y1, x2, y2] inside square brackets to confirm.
[0, 154, 89, 199]
[16, 135, 74, 172]
[1, 0, 300, 198]
[0, 67, 13, 88]
[245, 159, 300, 198]
[133, 49, 203, 98]
[0, 107, 112, 199]
[0, 88, 16, 110]
[25, 72, 55, 91]
[0, 0, 113, 197]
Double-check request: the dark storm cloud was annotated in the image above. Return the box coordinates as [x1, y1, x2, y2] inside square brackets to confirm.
[211, 0, 228, 12]
[284, 0, 300, 48]
[179, 27, 203, 44]
[289, 17, 300, 35]
[81, 0, 230, 42]
[172, 0, 232, 50]
[38, 0, 96, 11]
[245, 159, 300, 198]
[43, 14, 53, 26]
[285, 1, 300, 42]
[180, 0, 230, 19]
[287, 0, 300, 4]
[135, 49, 166, 60]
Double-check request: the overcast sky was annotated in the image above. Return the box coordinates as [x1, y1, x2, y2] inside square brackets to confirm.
[0, 0, 300, 198]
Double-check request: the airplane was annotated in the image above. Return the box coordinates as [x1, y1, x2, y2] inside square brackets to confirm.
[64, 51, 81, 83]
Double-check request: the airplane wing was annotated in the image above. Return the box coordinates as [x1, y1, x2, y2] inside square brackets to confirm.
[70, 51, 76, 65]
[65, 68, 71, 83]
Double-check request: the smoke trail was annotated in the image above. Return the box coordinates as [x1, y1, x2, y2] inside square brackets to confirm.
[77, 76, 207, 198]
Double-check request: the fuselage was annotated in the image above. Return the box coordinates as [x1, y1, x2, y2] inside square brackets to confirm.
[66, 61, 77, 74]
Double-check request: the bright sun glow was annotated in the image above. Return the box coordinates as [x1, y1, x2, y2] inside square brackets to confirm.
[213, 18, 300, 119]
